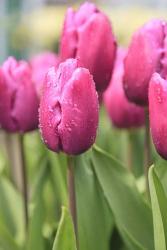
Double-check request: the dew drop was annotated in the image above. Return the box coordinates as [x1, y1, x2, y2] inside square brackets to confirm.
[156, 86, 163, 104]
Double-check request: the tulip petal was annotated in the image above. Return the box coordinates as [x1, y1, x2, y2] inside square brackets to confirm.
[0, 57, 39, 132]
[39, 59, 99, 155]
[149, 73, 167, 159]
[59, 67, 99, 154]
[124, 20, 166, 105]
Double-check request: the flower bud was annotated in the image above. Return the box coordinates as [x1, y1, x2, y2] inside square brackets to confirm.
[149, 73, 167, 159]
[39, 58, 99, 155]
[0, 57, 39, 132]
[30, 52, 60, 97]
[60, 2, 116, 92]
[123, 19, 167, 106]
[104, 48, 145, 128]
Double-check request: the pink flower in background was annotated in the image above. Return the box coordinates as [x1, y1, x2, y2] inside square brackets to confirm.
[60, 2, 117, 92]
[149, 73, 167, 159]
[123, 19, 167, 106]
[104, 48, 145, 128]
[30, 52, 60, 97]
[0, 57, 39, 132]
[39, 58, 99, 155]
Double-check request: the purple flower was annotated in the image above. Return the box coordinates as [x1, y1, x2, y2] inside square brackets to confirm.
[149, 73, 167, 159]
[60, 2, 116, 92]
[104, 48, 145, 128]
[30, 52, 60, 97]
[0, 57, 39, 132]
[39, 58, 99, 155]
[123, 19, 167, 106]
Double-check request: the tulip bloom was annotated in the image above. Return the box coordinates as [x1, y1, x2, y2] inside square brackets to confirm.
[0, 57, 39, 132]
[123, 19, 167, 106]
[149, 73, 167, 159]
[39, 58, 99, 155]
[30, 52, 60, 97]
[104, 48, 145, 128]
[60, 2, 116, 92]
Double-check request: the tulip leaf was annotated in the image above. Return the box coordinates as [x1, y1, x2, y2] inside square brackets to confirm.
[91, 145, 154, 250]
[48, 151, 67, 207]
[31, 158, 49, 201]
[27, 161, 48, 250]
[26, 196, 45, 250]
[149, 165, 167, 250]
[24, 131, 46, 181]
[0, 222, 19, 250]
[52, 207, 77, 250]
[74, 153, 114, 250]
[0, 176, 24, 245]
[154, 157, 167, 195]
[96, 106, 144, 177]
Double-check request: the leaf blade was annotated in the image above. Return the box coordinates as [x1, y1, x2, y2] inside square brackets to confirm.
[92, 145, 154, 250]
[149, 165, 167, 250]
[52, 207, 77, 250]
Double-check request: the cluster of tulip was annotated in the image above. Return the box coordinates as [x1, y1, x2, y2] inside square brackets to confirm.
[1, 2, 166, 161]
[2, 2, 167, 247]
[1, 2, 167, 205]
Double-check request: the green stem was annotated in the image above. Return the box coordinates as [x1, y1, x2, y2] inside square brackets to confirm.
[67, 156, 78, 249]
[19, 134, 28, 231]
[4, 133, 21, 189]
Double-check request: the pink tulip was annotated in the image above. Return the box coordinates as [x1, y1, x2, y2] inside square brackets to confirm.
[123, 19, 167, 106]
[60, 2, 116, 92]
[149, 73, 167, 159]
[30, 52, 60, 97]
[104, 48, 145, 128]
[0, 57, 39, 132]
[39, 58, 99, 155]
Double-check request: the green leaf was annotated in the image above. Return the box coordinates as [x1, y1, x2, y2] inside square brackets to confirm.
[96, 106, 144, 177]
[96, 106, 128, 162]
[27, 161, 48, 250]
[0, 176, 24, 245]
[48, 151, 67, 207]
[74, 154, 114, 250]
[149, 165, 167, 250]
[24, 131, 46, 182]
[127, 129, 144, 177]
[26, 196, 45, 250]
[0, 222, 19, 250]
[91, 145, 154, 250]
[31, 158, 49, 201]
[52, 207, 77, 250]
[154, 157, 167, 194]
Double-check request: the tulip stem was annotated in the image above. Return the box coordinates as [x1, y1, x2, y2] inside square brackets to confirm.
[19, 134, 28, 231]
[144, 108, 151, 196]
[5, 133, 22, 191]
[67, 156, 78, 248]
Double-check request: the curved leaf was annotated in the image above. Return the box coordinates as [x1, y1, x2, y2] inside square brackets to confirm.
[0, 223, 19, 250]
[74, 154, 114, 250]
[91, 145, 154, 250]
[149, 165, 167, 250]
[0, 177, 24, 244]
[52, 207, 77, 250]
